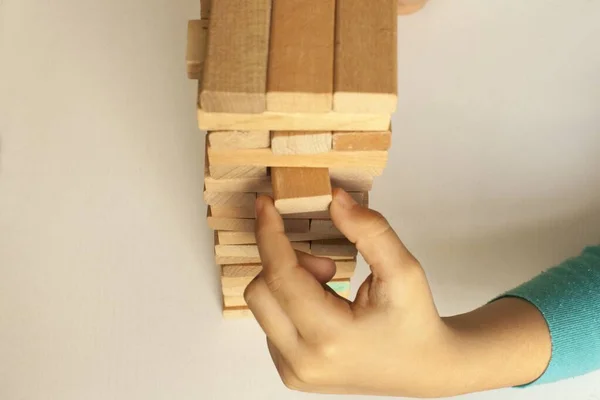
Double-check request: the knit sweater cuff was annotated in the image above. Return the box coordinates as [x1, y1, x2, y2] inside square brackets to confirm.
[496, 246, 600, 386]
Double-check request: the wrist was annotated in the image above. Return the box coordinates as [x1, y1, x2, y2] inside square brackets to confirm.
[443, 298, 551, 393]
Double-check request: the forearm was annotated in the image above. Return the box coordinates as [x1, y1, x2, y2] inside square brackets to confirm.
[444, 298, 551, 394]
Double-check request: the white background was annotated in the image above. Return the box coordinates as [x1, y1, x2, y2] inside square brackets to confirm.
[1, 0, 599, 399]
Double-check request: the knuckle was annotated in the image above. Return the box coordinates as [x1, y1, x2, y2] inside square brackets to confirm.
[264, 273, 284, 294]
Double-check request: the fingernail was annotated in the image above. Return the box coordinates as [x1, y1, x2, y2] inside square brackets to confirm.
[334, 189, 357, 209]
[255, 196, 266, 215]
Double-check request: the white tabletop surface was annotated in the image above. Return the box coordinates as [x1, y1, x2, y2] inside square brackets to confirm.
[1, 0, 600, 399]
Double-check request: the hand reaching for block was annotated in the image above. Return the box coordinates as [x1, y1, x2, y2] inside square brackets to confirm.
[244, 189, 551, 397]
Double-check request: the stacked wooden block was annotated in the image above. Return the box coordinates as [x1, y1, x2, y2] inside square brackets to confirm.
[187, 0, 397, 319]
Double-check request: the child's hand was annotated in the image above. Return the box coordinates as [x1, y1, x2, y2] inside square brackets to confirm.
[398, 0, 428, 15]
[245, 189, 551, 397]
[245, 189, 458, 397]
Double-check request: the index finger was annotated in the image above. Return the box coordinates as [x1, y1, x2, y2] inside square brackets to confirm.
[254, 196, 342, 337]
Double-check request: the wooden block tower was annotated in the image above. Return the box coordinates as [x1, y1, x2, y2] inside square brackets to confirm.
[187, 0, 397, 319]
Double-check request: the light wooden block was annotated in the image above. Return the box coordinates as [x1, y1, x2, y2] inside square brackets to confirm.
[205, 169, 375, 193]
[204, 175, 271, 193]
[221, 261, 356, 280]
[217, 231, 344, 245]
[209, 165, 267, 180]
[271, 132, 332, 155]
[223, 306, 253, 319]
[224, 279, 351, 307]
[197, 108, 391, 132]
[200, 0, 271, 113]
[266, 0, 335, 112]
[334, 0, 397, 113]
[208, 147, 388, 170]
[208, 215, 310, 233]
[210, 205, 334, 220]
[203, 191, 256, 207]
[216, 242, 310, 258]
[272, 168, 332, 214]
[311, 239, 358, 258]
[208, 130, 270, 149]
[332, 131, 392, 151]
[210, 206, 256, 219]
[186, 20, 209, 80]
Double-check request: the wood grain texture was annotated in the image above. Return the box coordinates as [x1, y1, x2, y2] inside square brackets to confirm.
[266, 0, 335, 112]
[334, 0, 397, 113]
[224, 279, 350, 307]
[223, 278, 351, 297]
[200, 0, 271, 113]
[201, 0, 212, 19]
[217, 231, 344, 245]
[197, 109, 391, 131]
[272, 168, 332, 214]
[211, 205, 332, 220]
[209, 165, 267, 180]
[208, 147, 388, 170]
[309, 219, 341, 235]
[204, 174, 271, 193]
[208, 130, 270, 149]
[210, 206, 256, 219]
[311, 239, 357, 258]
[186, 19, 209, 80]
[216, 242, 309, 257]
[222, 306, 253, 319]
[205, 169, 375, 193]
[221, 261, 355, 279]
[271, 132, 332, 155]
[208, 215, 310, 233]
[203, 191, 256, 207]
[332, 131, 392, 151]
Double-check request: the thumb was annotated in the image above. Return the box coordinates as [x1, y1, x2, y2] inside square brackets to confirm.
[329, 188, 419, 281]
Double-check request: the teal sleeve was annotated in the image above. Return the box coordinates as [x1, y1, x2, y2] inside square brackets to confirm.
[499, 245, 600, 385]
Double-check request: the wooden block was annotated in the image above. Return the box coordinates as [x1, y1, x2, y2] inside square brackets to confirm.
[311, 239, 358, 258]
[197, 108, 391, 132]
[208, 215, 310, 233]
[203, 191, 256, 207]
[200, 0, 271, 113]
[209, 165, 267, 180]
[224, 279, 351, 307]
[208, 130, 270, 149]
[272, 168, 332, 214]
[271, 132, 332, 155]
[216, 242, 309, 258]
[310, 220, 341, 235]
[218, 231, 344, 245]
[186, 20, 209, 80]
[204, 175, 271, 193]
[266, 0, 335, 112]
[334, 0, 397, 113]
[222, 260, 356, 280]
[205, 169, 374, 193]
[201, 0, 212, 19]
[223, 306, 253, 319]
[208, 147, 387, 170]
[329, 168, 374, 191]
[211, 206, 256, 219]
[223, 269, 354, 296]
[332, 131, 392, 151]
